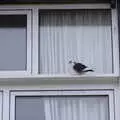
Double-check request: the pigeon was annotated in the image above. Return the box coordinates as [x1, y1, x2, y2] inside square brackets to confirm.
[69, 60, 94, 73]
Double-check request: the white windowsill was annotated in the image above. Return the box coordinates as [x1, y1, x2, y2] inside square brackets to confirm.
[0, 74, 118, 84]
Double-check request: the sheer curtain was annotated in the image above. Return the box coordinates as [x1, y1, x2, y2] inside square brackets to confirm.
[16, 96, 109, 120]
[43, 96, 109, 120]
[39, 10, 112, 74]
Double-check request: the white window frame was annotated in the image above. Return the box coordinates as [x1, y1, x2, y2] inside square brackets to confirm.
[0, 4, 118, 78]
[0, 92, 2, 120]
[0, 10, 32, 76]
[10, 90, 114, 120]
[31, 4, 119, 77]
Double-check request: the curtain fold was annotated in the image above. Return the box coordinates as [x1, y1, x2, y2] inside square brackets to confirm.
[43, 96, 109, 120]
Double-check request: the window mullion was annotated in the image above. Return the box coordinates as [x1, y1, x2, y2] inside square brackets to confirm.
[109, 91, 114, 120]
[3, 89, 9, 120]
[111, 9, 119, 75]
[32, 8, 39, 74]
[10, 92, 15, 120]
[27, 10, 32, 74]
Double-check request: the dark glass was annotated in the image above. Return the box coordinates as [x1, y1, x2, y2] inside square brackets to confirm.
[0, 15, 27, 70]
[0, 0, 110, 4]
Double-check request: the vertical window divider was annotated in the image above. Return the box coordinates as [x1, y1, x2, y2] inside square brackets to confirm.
[2, 89, 9, 120]
[32, 8, 39, 75]
[109, 90, 115, 120]
[114, 88, 120, 120]
[10, 92, 15, 120]
[27, 10, 32, 74]
[111, 9, 119, 76]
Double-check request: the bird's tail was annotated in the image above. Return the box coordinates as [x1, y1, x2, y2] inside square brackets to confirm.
[83, 69, 94, 72]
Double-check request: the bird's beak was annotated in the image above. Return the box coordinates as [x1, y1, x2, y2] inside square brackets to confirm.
[69, 61, 72, 64]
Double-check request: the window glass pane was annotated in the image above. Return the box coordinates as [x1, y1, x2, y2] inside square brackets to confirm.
[0, 15, 27, 70]
[16, 96, 109, 120]
[39, 10, 112, 74]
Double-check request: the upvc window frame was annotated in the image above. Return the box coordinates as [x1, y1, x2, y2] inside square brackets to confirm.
[0, 92, 2, 120]
[32, 4, 119, 77]
[0, 10, 32, 76]
[0, 3, 118, 78]
[10, 90, 114, 120]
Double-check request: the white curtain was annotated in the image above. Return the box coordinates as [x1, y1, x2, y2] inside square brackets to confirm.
[16, 96, 109, 120]
[39, 10, 112, 74]
[43, 96, 109, 120]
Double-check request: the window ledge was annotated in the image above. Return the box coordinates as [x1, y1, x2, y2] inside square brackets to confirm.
[0, 74, 118, 85]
